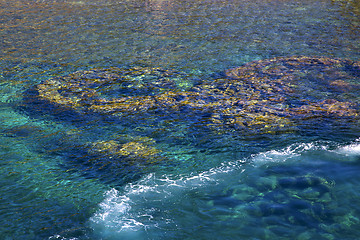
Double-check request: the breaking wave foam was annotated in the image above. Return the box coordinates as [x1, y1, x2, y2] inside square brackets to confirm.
[336, 138, 360, 156]
[89, 139, 360, 239]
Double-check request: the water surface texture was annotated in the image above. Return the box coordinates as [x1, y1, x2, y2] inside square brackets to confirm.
[1, 0, 360, 239]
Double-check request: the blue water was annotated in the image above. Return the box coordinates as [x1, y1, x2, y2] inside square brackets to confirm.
[1, 0, 360, 239]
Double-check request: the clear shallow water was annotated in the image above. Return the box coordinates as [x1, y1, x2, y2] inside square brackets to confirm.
[0, 0, 360, 239]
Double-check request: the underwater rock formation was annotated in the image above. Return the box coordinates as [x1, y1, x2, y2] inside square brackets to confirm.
[208, 172, 344, 236]
[35, 56, 360, 161]
[37, 66, 191, 113]
[215, 56, 360, 132]
[37, 57, 360, 127]
[90, 136, 162, 163]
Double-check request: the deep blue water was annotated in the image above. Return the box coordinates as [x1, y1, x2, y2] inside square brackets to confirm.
[1, 0, 360, 239]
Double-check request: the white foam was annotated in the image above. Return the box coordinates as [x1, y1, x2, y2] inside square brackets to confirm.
[89, 148, 291, 237]
[89, 143, 308, 237]
[336, 138, 360, 156]
[89, 140, 357, 239]
[89, 165, 244, 238]
[251, 142, 329, 164]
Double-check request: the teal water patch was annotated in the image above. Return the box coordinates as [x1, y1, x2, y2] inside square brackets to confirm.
[89, 140, 360, 240]
[0, 106, 109, 239]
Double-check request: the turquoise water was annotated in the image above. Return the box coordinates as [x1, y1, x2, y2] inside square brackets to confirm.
[1, 0, 360, 239]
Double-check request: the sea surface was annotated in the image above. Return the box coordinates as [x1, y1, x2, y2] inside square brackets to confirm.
[1, 0, 360, 239]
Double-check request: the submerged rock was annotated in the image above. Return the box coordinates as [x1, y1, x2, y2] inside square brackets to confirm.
[216, 56, 360, 131]
[37, 66, 191, 113]
[225, 56, 360, 104]
[37, 57, 360, 135]
[34, 57, 360, 163]
[90, 136, 163, 164]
